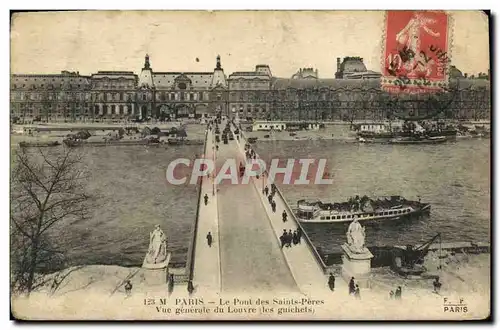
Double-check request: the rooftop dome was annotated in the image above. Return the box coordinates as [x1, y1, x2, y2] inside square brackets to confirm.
[449, 65, 464, 79]
[341, 57, 367, 73]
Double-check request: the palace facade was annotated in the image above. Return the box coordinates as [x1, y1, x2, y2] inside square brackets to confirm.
[10, 54, 490, 123]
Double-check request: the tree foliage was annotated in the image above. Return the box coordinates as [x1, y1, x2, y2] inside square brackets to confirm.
[10, 147, 91, 295]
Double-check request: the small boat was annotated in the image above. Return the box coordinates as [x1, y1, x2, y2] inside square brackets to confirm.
[295, 195, 430, 224]
[358, 137, 375, 143]
[358, 131, 395, 139]
[389, 136, 447, 145]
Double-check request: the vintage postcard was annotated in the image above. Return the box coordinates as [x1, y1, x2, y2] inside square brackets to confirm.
[9, 10, 491, 321]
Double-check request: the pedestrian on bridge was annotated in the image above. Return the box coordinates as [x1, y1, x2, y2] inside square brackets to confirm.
[280, 233, 286, 248]
[271, 200, 276, 213]
[395, 286, 402, 299]
[168, 274, 174, 295]
[349, 277, 356, 295]
[354, 285, 361, 299]
[282, 210, 288, 222]
[433, 277, 442, 294]
[206, 231, 213, 247]
[328, 273, 336, 291]
[124, 280, 132, 297]
[297, 227, 302, 243]
[204, 194, 209, 205]
[264, 186, 269, 196]
[268, 194, 273, 204]
[292, 230, 299, 245]
[187, 280, 195, 295]
[287, 230, 293, 247]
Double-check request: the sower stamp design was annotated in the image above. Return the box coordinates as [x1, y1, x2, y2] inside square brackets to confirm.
[382, 10, 451, 93]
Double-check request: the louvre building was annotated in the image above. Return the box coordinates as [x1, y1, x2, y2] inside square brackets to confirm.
[10, 54, 490, 123]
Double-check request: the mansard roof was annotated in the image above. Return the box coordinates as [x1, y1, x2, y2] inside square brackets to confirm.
[271, 78, 381, 90]
[11, 73, 91, 90]
[96, 71, 135, 75]
[152, 72, 214, 89]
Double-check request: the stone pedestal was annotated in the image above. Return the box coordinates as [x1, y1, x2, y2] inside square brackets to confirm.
[341, 244, 373, 288]
[141, 253, 171, 286]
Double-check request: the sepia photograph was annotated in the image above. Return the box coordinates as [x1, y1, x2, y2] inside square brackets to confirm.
[9, 10, 491, 321]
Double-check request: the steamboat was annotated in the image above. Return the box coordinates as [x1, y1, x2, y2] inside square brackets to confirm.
[356, 120, 457, 141]
[295, 195, 430, 223]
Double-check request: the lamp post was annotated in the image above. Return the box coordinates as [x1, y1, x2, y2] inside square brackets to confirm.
[212, 132, 216, 196]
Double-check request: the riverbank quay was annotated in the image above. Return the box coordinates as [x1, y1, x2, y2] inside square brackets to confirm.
[11, 253, 489, 320]
[10, 123, 208, 146]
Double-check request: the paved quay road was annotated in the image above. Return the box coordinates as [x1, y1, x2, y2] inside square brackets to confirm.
[215, 135, 299, 294]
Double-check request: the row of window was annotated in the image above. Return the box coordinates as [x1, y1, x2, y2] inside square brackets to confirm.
[93, 80, 135, 89]
[94, 104, 133, 115]
[155, 92, 210, 102]
[12, 84, 87, 90]
[11, 92, 93, 101]
[319, 208, 411, 220]
[228, 81, 269, 90]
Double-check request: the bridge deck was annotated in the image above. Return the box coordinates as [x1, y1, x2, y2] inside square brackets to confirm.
[235, 133, 339, 296]
[192, 132, 221, 293]
[216, 137, 299, 294]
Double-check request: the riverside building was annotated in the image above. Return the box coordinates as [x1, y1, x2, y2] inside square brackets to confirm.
[10, 54, 490, 123]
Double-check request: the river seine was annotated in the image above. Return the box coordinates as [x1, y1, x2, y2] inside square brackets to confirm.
[254, 138, 490, 254]
[34, 137, 489, 270]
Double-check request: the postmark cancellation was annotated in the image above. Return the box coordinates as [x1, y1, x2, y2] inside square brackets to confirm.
[381, 10, 452, 94]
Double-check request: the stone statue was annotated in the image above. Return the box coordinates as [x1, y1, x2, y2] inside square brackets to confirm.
[144, 224, 168, 265]
[346, 219, 366, 253]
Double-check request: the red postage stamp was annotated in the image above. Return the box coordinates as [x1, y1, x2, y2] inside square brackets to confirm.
[381, 10, 450, 94]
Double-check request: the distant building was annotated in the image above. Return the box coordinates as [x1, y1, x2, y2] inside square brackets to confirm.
[335, 57, 381, 79]
[227, 64, 272, 120]
[291, 68, 318, 79]
[10, 54, 490, 123]
[252, 120, 320, 132]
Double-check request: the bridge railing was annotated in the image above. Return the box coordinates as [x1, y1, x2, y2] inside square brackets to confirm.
[186, 128, 209, 282]
[237, 125, 329, 274]
[271, 180, 330, 273]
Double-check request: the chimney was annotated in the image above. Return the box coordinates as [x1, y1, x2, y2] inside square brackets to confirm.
[337, 57, 341, 72]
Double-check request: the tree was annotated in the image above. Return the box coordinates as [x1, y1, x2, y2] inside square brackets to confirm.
[10, 148, 91, 295]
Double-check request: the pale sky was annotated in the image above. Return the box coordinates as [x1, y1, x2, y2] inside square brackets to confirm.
[10, 10, 490, 78]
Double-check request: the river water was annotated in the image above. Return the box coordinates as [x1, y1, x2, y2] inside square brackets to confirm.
[48, 144, 203, 268]
[254, 138, 491, 254]
[24, 136, 489, 270]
